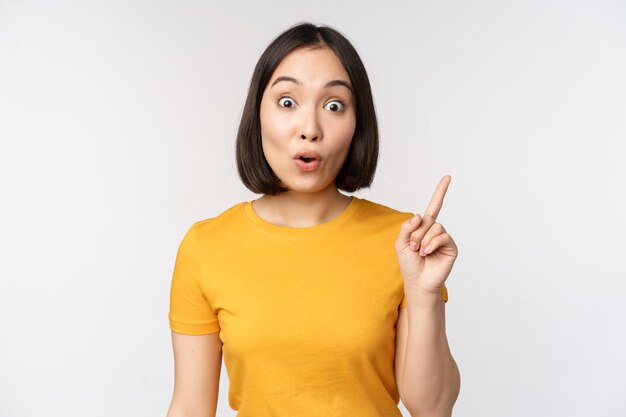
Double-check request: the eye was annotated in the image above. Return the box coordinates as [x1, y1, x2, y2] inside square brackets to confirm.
[278, 96, 296, 108]
[324, 99, 345, 112]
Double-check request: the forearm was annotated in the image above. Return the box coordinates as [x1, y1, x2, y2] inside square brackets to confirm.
[400, 284, 461, 417]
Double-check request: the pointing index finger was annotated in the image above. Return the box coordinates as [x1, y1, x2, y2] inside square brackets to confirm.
[424, 175, 452, 219]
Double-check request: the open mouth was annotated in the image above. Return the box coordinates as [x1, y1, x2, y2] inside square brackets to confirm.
[294, 155, 321, 171]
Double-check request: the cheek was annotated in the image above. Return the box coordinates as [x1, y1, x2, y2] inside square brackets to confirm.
[261, 104, 289, 140]
[261, 125, 289, 164]
[335, 106, 356, 136]
[330, 115, 356, 154]
[263, 120, 289, 143]
[260, 108, 287, 157]
[340, 121, 356, 143]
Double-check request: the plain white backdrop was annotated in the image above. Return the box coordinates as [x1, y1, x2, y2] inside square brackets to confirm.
[1, 0, 625, 416]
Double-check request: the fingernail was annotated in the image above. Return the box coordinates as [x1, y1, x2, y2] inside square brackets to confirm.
[424, 245, 433, 253]
[410, 241, 417, 250]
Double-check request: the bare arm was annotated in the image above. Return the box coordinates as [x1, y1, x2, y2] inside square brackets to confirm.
[166, 331, 222, 417]
[395, 288, 460, 417]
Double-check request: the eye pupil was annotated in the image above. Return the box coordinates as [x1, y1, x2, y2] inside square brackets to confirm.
[278, 98, 293, 108]
[327, 101, 343, 112]
[279, 98, 343, 111]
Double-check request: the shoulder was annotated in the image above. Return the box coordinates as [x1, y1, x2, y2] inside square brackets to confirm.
[189, 201, 248, 244]
[355, 197, 415, 228]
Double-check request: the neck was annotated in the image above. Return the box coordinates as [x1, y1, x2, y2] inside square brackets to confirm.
[252, 185, 352, 228]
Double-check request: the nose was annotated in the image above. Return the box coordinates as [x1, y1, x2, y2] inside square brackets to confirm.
[299, 107, 321, 141]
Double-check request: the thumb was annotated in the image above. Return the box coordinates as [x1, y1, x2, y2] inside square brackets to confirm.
[395, 213, 422, 250]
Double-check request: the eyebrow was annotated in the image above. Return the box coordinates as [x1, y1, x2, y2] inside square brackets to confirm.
[270, 75, 353, 96]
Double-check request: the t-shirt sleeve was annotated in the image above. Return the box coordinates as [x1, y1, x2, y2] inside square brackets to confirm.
[399, 283, 449, 308]
[168, 223, 221, 335]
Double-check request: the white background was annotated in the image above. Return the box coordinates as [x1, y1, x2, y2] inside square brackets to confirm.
[1, 1, 625, 416]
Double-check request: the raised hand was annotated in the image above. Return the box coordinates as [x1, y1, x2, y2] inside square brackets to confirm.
[394, 175, 459, 297]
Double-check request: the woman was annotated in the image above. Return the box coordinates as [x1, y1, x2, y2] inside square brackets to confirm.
[167, 22, 460, 417]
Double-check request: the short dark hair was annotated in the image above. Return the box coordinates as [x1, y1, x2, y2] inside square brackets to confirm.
[235, 22, 379, 195]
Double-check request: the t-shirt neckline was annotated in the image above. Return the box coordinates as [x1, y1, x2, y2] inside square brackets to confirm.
[242, 195, 363, 238]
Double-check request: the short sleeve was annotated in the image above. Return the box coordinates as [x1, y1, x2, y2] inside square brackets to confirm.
[399, 283, 449, 308]
[168, 223, 220, 335]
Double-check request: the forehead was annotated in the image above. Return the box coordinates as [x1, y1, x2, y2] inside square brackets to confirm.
[270, 47, 350, 86]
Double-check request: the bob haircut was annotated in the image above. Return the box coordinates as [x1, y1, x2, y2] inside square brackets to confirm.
[235, 22, 379, 195]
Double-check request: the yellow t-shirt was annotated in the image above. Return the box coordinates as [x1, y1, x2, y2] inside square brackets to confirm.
[168, 196, 448, 416]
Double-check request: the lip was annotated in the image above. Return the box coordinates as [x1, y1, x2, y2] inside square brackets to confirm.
[294, 158, 321, 171]
[293, 149, 322, 161]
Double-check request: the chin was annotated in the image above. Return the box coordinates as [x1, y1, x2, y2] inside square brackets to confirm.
[284, 179, 334, 194]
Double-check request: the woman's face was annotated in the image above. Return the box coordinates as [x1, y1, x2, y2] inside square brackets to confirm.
[259, 46, 357, 193]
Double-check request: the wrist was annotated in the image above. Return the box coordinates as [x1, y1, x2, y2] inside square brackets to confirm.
[404, 283, 443, 309]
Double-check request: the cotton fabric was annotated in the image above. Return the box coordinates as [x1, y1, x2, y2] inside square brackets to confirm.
[169, 196, 448, 416]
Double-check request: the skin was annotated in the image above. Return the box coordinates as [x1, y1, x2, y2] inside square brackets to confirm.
[252, 46, 461, 414]
[252, 46, 357, 228]
[395, 175, 458, 297]
[394, 175, 461, 416]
